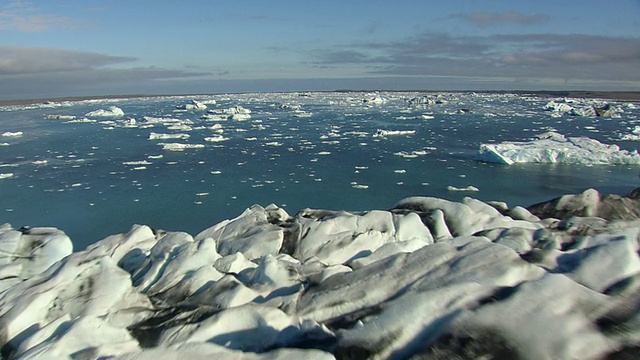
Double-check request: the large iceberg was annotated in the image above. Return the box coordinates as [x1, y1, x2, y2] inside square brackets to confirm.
[544, 99, 621, 118]
[1, 189, 640, 359]
[477, 132, 640, 165]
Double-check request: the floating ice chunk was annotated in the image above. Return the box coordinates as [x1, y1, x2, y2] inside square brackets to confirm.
[477, 132, 640, 165]
[142, 116, 182, 124]
[447, 185, 480, 192]
[232, 113, 252, 121]
[123, 161, 152, 166]
[159, 143, 205, 151]
[45, 114, 76, 120]
[394, 169, 406, 174]
[166, 124, 193, 131]
[363, 95, 386, 104]
[619, 126, 640, 141]
[200, 98, 217, 105]
[373, 129, 416, 137]
[148, 133, 190, 140]
[176, 100, 207, 110]
[201, 114, 229, 121]
[544, 100, 574, 114]
[204, 135, 229, 142]
[85, 106, 125, 118]
[1, 132, 22, 137]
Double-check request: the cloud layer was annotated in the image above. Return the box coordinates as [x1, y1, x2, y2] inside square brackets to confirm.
[0, 1, 76, 32]
[452, 11, 550, 27]
[0, 46, 136, 74]
[312, 31, 640, 86]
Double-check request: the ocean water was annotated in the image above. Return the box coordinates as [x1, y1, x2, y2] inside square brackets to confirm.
[1, 91, 638, 249]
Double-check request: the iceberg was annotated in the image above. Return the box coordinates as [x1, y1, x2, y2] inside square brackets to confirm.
[85, 106, 125, 118]
[544, 99, 620, 118]
[477, 132, 640, 165]
[1, 189, 639, 358]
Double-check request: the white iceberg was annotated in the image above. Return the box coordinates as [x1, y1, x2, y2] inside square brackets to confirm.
[85, 106, 125, 118]
[477, 132, 640, 165]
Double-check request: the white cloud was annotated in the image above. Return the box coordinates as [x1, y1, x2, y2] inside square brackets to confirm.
[0, 1, 77, 32]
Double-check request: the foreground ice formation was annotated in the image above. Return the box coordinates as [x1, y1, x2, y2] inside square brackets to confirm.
[2, 189, 640, 359]
[477, 132, 640, 165]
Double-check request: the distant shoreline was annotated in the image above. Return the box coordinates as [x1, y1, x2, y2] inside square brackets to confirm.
[1, 90, 639, 107]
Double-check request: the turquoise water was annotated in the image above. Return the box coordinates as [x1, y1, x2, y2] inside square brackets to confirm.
[1, 92, 638, 249]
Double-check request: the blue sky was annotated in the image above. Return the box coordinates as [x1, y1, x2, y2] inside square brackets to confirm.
[0, 0, 638, 99]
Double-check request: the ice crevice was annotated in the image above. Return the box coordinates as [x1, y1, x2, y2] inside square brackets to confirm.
[0, 189, 640, 358]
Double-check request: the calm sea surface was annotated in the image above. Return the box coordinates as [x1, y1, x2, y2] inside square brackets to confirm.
[1, 92, 638, 249]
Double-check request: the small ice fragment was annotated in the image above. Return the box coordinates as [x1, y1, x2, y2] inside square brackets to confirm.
[447, 185, 480, 192]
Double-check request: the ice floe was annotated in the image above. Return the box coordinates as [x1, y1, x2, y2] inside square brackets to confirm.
[373, 129, 416, 137]
[148, 133, 190, 140]
[2, 189, 639, 358]
[477, 132, 640, 165]
[619, 126, 640, 141]
[447, 185, 480, 192]
[85, 106, 125, 118]
[158, 143, 205, 151]
[44, 115, 76, 120]
[1, 132, 22, 137]
[204, 135, 229, 142]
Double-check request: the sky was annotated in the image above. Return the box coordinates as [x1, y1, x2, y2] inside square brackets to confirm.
[0, 0, 638, 100]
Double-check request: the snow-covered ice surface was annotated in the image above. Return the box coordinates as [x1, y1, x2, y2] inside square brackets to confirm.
[1, 188, 640, 359]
